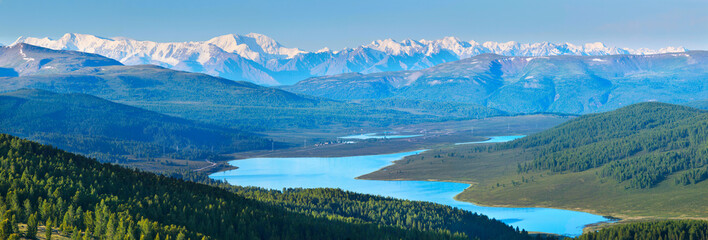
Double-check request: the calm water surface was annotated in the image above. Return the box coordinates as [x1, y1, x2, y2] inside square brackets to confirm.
[455, 135, 526, 145]
[339, 132, 423, 139]
[210, 136, 610, 236]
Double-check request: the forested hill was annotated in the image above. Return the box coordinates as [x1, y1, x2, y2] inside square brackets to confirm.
[576, 220, 708, 240]
[0, 44, 504, 131]
[505, 102, 708, 189]
[0, 89, 269, 161]
[0, 134, 535, 240]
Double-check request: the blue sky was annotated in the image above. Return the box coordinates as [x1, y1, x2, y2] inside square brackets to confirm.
[0, 0, 706, 51]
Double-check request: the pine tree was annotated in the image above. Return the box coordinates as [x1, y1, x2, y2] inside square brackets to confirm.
[9, 213, 18, 236]
[62, 210, 73, 235]
[27, 213, 38, 239]
[71, 227, 82, 240]
[0, 219, 12, 239]
[83, 227, 93, 240]
[176, 231, 187, 240]
[45, 218, 52, 240]
[23, 199, 32, 223]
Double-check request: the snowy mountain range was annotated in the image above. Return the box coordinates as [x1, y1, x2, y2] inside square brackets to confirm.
[14, 33, 687, 85]
[285, 51, 708, 114]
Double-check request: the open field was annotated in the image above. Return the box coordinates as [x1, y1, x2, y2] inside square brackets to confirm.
[18, 223, 70, 240]
[225, 114, 571, 160]
[361, 142, 708, 221]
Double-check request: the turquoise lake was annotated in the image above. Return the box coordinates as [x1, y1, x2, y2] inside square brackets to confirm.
[338, 132, 423, 139]
[210, 136, 610, 236]
[455, 135, 526, 145]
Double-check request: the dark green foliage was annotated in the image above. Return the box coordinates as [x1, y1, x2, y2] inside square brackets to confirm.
[501, 102, 708, 188]
[575, 220, 708, 240]
[44, 218, 51, 239]
[0, 133, 531, 239]
[0, 219, 12, 239]
[167, 170, 534, 240]
[675, 166, 708, 185]
[229, 187, 530, 240]
[600, 147, 708, 189]
[26, 213, 37, 239]
[0, 89, 269, 161]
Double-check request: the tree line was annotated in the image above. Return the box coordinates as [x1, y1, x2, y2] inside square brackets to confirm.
[504, 102, 708, 188]
[574, 220, 708, 240]
[0, 133, 539, 239]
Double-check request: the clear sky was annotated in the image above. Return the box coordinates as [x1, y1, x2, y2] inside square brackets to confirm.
[0, 0, 706, 51]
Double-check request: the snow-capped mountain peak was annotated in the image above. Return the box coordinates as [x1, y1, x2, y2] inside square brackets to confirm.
[316, 47, 331, 53]
[205, 33, 304, 62]
[13, 33, 688, 86]
[367, 38, 424, 55]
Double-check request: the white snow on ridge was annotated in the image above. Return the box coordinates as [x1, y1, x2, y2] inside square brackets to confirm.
[18, 45, 35, 62]
[13, 33, 689, 85]
[16, 33, 304, 65]
[624, 46, 688, 55]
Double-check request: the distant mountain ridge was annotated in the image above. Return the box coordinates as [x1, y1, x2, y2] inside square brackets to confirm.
[14, 33, 687, 85]
[0, 43, 121, 77]
[0, 44, 501, 132]
[284, 51, 708, 114]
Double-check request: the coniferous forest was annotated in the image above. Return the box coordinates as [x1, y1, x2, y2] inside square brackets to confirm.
[1, 9, 707, 239]
[575, 220, 708, 240]
[6, 130, 707, 240]
[0, 133, 538, 240]
[506, 102, 708, 189]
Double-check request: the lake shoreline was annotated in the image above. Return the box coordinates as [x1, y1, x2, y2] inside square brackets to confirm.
[359, 172, 620, 235]
[210, 137, 611, 236]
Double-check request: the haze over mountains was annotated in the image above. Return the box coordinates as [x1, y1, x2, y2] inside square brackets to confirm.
[14, 33, 687, 85]
[0, 43, 504, 134]
[286, 52, 708, 114]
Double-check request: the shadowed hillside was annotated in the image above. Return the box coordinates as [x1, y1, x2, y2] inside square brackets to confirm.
[0, 89, 269, 161]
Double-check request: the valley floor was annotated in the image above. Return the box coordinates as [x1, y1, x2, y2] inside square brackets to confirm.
[226, 114, 570, 159]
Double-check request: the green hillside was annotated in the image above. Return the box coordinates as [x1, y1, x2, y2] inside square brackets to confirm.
[0, 134, 536, 239]
[362, 102, 708, 219]
[0, 61, 452, 132]
[174, 171, 536, 240]
[506, 102, 708, 189]
[576, 220, 708, 240]
[0, 89, 269, 162]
